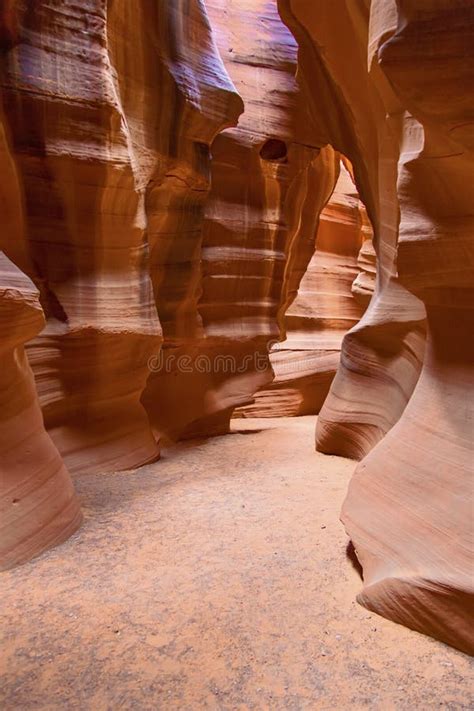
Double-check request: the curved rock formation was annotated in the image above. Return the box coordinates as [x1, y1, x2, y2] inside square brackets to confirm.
[0, 253, 82, 570]
[0, 97, 81, 569]
[351, 205, 376, 307]
[0, 0, 159, 474]
[238, 159, 373, 418]
[143, 0, 338, 440]
[343, 0, 474, 656]
[0, 0, 242, 473]
[0, 11, 81, 570]
[109, 0, 244, 445]
[279, 0, 426, 460]
[1, 0, 471, 657]
[280, 0, 473, 653]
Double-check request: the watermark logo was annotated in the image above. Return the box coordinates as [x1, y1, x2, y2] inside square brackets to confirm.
[148, 340, 282, 374]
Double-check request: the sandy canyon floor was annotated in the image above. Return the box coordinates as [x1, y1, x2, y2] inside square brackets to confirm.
[1, 417, 473, 710]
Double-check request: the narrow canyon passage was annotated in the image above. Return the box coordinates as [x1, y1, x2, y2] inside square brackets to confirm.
[1, 418, 471, 710]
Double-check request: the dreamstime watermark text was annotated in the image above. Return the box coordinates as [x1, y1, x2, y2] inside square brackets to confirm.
[147, 340, 318, 376]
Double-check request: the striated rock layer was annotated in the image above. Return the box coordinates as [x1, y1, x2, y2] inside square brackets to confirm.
[143, 0, 338, 440]
[0, 254, 81, 570]
[114, 0, 245, 442]
[0, 94, 81, 569]
[278, 1, 426, 461]
[0, 0, 338, 564]
[237, 160, 373, 418]
[1, 0, 471, 658]
[1, 0, 158, 474]
[1, 0, 339, 458]
[0, 0, 241, 474]
[280, 0, 473, 653]
[0, 0, 241, 564]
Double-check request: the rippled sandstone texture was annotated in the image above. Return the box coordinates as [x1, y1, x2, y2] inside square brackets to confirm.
[0, 0, 242, 474]
[0, 252, 81, 570]
[1, 0, 472, 659]
[279, 0, 473, 653]
[142, 0, 338, 441]
[0, 0, 241, 565]
[0, 97, 81, 569]
[1, 0, 338, 458]
[0, 0, 338, 564]
[238, 160, 373, 418]
[281, 2, 426, 461]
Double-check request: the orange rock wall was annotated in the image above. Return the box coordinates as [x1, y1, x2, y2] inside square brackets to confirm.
[279, 0, 473, 653]
[237, 160, 373, 417]
[1, 0, 471, 657]
[0, 253, 81, 570]
[142, 0, 338, 440]
[0, 93, 81, 569]
[278, 1, 426, 460]
[0, 0, 338, 566]
[0, 0, 242, 476]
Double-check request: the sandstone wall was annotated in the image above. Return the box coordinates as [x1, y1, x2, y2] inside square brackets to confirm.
[279, 0, 473, 653]
[0, 253, 81, 570]
[0, 0, 242, 564]
[1, 0, 471, 657]
[0, 0, 339, 462]
[0, 0, 339, 565]
[0, 89, 81, 569]
[143, 0, 338, 440]
[237, 160, 373, 418]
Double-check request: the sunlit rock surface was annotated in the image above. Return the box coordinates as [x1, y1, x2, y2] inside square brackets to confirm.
[0, 96, 81, 569]
[0, 0, 471, 658]
[0, 252, 81, 570]
[237, 160, 373, 417]
[143, 0, 338, 440]
[279, 0, 473, 653]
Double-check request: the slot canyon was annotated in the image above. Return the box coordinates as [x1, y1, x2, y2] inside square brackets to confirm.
[0, 0, 473, 708]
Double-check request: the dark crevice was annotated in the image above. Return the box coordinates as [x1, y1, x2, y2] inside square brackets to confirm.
[259, 138, 288, 162]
